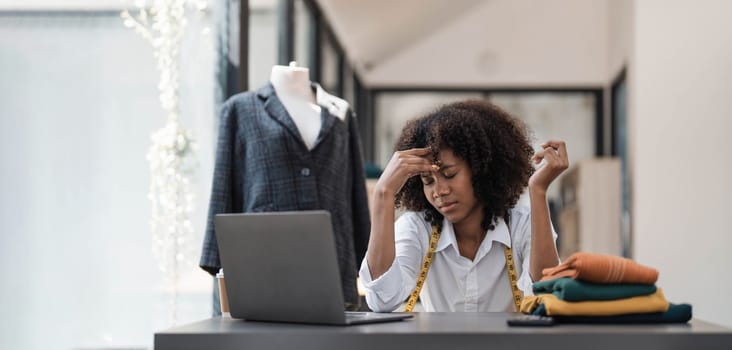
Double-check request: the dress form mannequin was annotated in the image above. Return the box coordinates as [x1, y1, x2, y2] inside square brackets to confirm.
[202, 61, 370, 311]
[270, 62, 322, 150]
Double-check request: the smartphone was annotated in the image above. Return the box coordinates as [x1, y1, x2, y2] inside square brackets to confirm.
[506, 315, 556, 327]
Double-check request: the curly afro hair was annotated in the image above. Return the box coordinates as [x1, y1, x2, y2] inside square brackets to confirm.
[394, 99, 535, 231]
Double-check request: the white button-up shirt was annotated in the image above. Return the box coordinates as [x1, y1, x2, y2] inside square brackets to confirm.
[360, 205, 555, 312]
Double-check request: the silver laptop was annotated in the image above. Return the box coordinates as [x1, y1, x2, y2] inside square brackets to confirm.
[214, 210, 413, 325]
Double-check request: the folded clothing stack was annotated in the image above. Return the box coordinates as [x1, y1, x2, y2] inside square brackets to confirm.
[520, 252, 692, 324]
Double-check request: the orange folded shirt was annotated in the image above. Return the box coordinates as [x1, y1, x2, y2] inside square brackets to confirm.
[541, 252, 659, 284]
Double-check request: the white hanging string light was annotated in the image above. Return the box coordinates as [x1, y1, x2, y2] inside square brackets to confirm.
[121, 0, 209, 325]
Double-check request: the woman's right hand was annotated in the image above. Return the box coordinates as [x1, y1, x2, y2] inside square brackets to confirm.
[375, 148, 435, 198]
[367, 148, 434, 280]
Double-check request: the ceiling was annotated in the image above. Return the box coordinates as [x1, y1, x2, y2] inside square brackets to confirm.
[1, 0, 610, 87]
[316, 0, 485, 74]
[316, 0, 609, 87]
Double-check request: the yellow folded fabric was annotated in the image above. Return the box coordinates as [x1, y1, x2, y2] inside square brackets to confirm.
[520, 289, 669, 316]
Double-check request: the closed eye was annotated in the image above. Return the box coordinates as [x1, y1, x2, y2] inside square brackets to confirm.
[420, 173, 434, 185]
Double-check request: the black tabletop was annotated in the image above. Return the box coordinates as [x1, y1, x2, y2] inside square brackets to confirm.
[155, 312, 732, 350]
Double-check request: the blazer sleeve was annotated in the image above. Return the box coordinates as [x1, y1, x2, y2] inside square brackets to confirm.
[348, 111, 371, 267]
[199, 99, 241, 275]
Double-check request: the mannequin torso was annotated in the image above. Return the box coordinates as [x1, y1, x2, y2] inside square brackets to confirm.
[270, 63, 322, 150]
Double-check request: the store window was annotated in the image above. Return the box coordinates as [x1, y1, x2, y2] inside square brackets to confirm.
[248, 1, 277, 89]
[320, 29, 339, 94]
[293, 0, 313, 70]
[342, 62, 355, 109]
[373, 92, 483, 167]
[0, 9, 217, 350]
[488, 92, 598, 201]
[372, 90, 599, 237]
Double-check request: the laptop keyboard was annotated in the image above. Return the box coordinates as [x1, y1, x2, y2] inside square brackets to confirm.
[345, 311, 372, 320]
[343, 311, 413, 324]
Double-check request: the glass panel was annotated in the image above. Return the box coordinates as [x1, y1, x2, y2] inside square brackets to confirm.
[373, 91, 597, 241]
[489, 92, 597, 257]
[320, 30, 338, 93]
[293, 0, 312, 70]
[373, 92, 483, 168]
[342, 62, 355, 106]
[0, 10, 217, 350]
[248, 1, 277, 89]
[489, 92, 596, 201]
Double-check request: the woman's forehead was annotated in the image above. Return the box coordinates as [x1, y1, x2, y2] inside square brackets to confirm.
[434, 148, 462, 165]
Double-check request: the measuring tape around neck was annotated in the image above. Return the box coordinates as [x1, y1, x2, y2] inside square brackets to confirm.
[404, 225, 524, 312]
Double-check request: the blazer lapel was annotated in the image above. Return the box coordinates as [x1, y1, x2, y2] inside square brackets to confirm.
[312, 83, 347, 148]
[314, 107, 337, 148]
[258, 83, 307, 145]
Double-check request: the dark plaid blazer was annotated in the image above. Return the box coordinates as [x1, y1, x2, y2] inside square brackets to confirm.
[199, 83, 370, 305]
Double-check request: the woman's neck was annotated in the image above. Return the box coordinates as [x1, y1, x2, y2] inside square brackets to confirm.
[452, 205, 486, 242]
[453, 212, 485, 243]
[453, 216, 486, 261]
[454, 226, 485, 243]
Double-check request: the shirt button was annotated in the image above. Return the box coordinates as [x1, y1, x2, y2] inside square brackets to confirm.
[300, 167, 311, 176]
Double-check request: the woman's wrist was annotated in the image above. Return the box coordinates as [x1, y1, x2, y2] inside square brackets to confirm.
[528, 185, 547, 199]
[373, 184, 397, 201]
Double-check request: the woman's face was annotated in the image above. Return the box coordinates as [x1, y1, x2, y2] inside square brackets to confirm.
[420, 148, 482, 225]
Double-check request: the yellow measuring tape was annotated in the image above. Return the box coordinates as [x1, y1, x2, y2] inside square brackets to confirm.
[404, 226, 440, 312]
[404, 225, 524, 312]
[503, 244, 524, 311]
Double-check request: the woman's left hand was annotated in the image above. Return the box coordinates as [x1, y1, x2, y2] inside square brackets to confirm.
[528, 140, 569, 193]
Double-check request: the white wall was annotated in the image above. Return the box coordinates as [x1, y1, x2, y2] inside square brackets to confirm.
[607, 0, 634, 80]
[365, 0, 608, 87]
[631, 0, 732, 327]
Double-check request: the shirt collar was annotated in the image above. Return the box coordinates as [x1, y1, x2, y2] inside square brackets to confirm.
[314, 82, 349, 120]
[487, 217, 512, 248]
[257, 82, 350, 120]
[435, 218, 456, 252]
[434, 216, 512, 253]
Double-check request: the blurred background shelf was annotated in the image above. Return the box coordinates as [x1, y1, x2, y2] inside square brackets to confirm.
[558, 158, 621, 259]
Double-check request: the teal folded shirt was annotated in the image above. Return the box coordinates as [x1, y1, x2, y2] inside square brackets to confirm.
[533, 277, 657, 301]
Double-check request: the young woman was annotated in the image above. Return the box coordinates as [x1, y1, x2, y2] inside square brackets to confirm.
[360, 100, 568, 312]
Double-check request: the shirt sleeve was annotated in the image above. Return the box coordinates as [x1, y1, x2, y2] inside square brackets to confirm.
[359, 213, 427, 312]
[511, 206, 558, 297]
